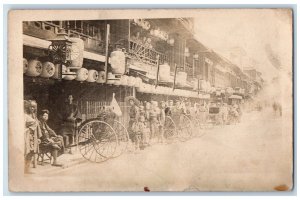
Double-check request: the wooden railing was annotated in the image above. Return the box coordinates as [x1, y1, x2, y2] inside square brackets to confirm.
[23, 21, 104, 53]
[128, 39, 169, 66]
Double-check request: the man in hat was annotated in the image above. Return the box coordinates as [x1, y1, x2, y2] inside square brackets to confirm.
[38, 109, 64, 167]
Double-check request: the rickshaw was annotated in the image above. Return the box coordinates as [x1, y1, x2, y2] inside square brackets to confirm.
[163, 105, 194, 142]
[207, 102, 222, 126]
[76, 112, 130, 163]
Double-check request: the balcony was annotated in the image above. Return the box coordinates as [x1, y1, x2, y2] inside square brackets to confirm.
[23, 21, 104, 54]
[127, 39, 169, 66]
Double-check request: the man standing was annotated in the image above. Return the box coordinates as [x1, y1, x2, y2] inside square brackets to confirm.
[158, 101, 166, 144]
[24, 100, 42, 173]
[127, 97, 140, 144]
[59, 94, 82, 152]
[149, 101, 159, 143]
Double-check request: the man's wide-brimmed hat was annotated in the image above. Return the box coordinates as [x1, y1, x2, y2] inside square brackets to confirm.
[125, 96, 140, 106]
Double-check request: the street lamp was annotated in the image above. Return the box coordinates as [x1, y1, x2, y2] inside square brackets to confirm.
[48, 28, 73, 80]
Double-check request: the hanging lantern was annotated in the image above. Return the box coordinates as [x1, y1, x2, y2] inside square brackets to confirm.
[48, 29, 73, 63]
[193, 54, 199, 60]
[168, 38, 175, 46]
[69, 37, 84, 68]
[96, 71, 106, 83]
[110, 50, 126, 75]
[75, 68, 88, 81]
[26, 59, 42, 77]
[40, 61, 55, 78]
[86, 70, 99, 82]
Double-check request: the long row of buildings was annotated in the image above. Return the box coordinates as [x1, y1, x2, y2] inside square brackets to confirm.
[23, 18, 263, 130]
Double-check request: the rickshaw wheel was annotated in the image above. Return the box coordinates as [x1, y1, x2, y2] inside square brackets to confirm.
[178, 114, 193, 142]
[77, 119, 118, 163]
[111, 120, 130, 157]
[164, 116, 177, 142]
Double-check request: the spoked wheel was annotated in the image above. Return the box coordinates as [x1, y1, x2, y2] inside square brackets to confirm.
[164, 116, 177, 142]
[111, 120, 130, 157]
[77, 119, 118, 163]
[190, 116, 206, 138]
[177, 114, 193, 142]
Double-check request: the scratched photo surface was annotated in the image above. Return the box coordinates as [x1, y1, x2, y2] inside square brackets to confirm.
[8, 9, 293, 192]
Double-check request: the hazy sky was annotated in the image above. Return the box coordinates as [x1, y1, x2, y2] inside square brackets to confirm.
[193, 9, 292, 82]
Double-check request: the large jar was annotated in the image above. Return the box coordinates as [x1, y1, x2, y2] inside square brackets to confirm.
[69, 37, 84, 68]
[110, 50, 126, 75]
[158, 63, 170, 82]
[26, 59, 42, 77]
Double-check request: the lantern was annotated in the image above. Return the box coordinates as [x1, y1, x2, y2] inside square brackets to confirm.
[48, 29, 73, 63]
[48, 28, 73, 80]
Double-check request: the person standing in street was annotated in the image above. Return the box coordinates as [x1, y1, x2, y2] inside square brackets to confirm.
[59, 94, 82, 153]
[149, 101, 159, 143]
[127, 97, 140, 144]
[158, 101, 166, 144]
[24, 100, 42, 173]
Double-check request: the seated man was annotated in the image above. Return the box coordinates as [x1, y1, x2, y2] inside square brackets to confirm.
[39, 109, 64, 167]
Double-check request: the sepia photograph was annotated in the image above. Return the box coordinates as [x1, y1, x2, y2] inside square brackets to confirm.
[8, 8, 294, 192]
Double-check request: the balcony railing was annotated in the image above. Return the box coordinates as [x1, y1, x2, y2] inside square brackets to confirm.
[23, 21, 104, 53]
[128, 39, 169, 66]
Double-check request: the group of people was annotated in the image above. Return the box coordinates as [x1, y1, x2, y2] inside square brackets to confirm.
[126, 98, 217, 150]
[24, 93, 243, 173]
[127, 98, 166, 150]
[24, 94, 81, 174]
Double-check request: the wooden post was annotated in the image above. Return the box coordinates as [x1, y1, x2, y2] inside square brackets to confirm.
[198, 78, 200, 95]
[128, 19, 131, 52]
[173, 63, 177, 91]
[104, 24, 110, 83]
[155, 55, 160, 88]
[192, 58, 195, 78]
